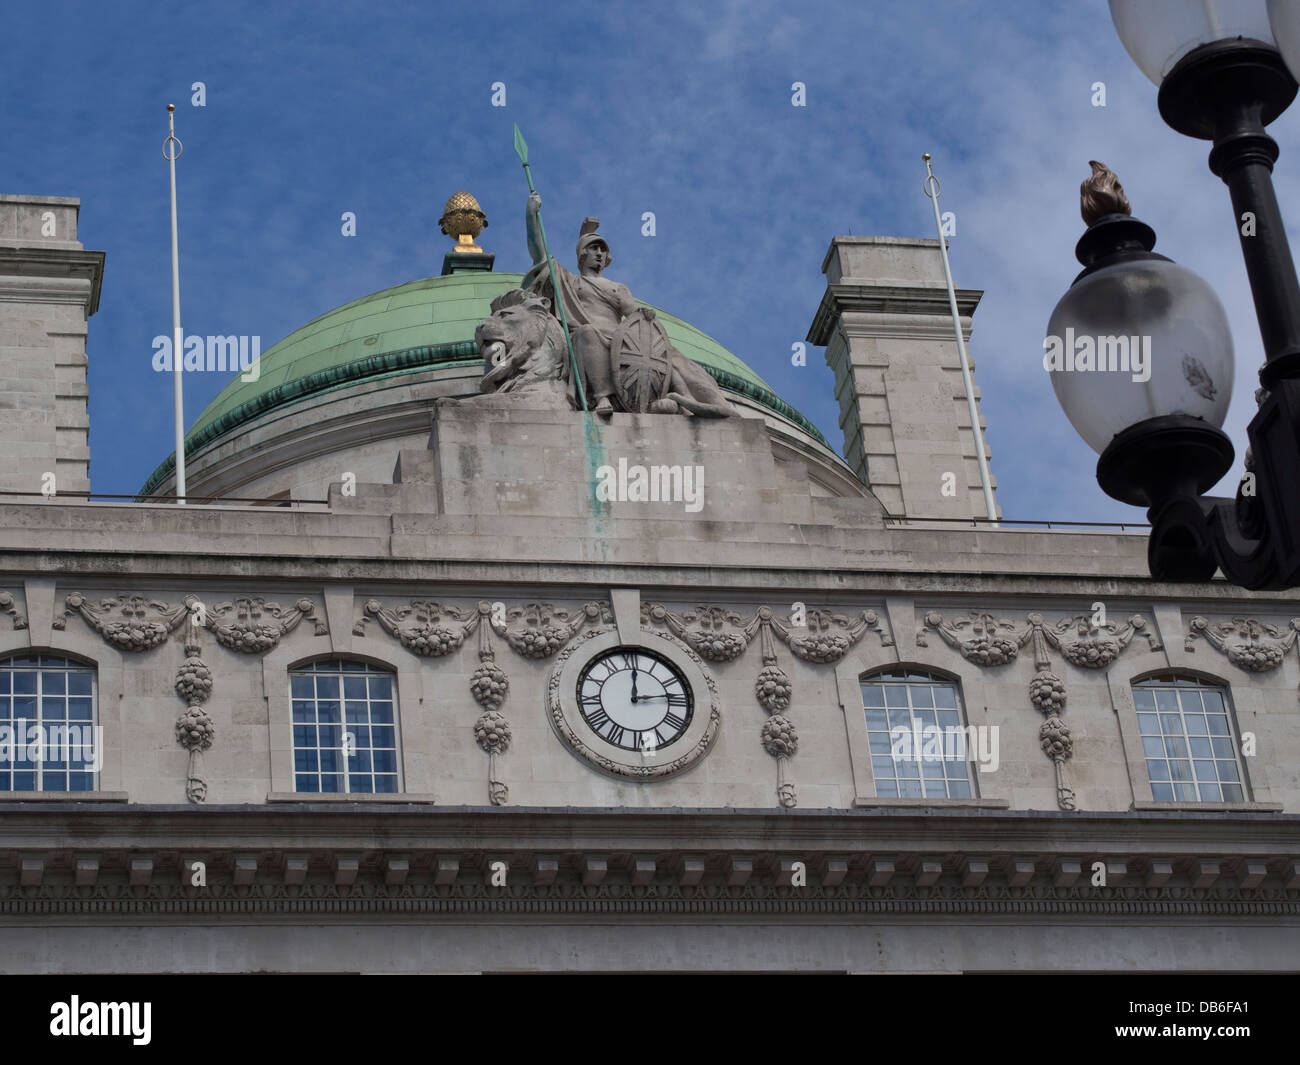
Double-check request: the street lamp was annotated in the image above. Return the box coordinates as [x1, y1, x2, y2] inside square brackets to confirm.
[1048, 1, 1300, 589]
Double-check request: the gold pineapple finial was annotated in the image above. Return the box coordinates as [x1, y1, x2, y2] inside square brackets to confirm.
[1080, 161, 1131, 226]
[439, 190, 488, 252]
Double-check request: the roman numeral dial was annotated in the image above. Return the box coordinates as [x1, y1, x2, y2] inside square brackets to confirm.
[575, 646, 694, 752]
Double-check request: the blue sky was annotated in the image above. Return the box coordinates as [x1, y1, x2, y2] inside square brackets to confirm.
[4, 0, 1298, 520]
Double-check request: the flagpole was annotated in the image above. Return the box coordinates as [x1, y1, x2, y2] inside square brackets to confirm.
[164, 104, 187, 504]
[513, 124, 590, 413]
[923, 153, 997, 526]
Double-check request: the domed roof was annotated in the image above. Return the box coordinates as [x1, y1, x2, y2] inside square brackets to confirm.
[140, 271, 827, 495]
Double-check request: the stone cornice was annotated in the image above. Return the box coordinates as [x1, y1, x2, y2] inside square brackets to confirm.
[806, 282, 983, 345]
[0, 246, 105, 315]
[0, 803, 1294, 849]
[0, 806, 1295, 918]
[1, 545, 1293, 605]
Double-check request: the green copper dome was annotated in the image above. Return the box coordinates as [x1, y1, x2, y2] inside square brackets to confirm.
[139, 272, 826, 496]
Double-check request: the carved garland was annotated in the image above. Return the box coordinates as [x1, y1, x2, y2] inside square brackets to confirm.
[201, 596, 326, 653]
[356, 598, 610, 804]
[468, 602, 511, 805]
[56, 592, 326, 656]
[1185, 616, 1300, 672]
[921, 609, 1162, 812]
[174, 639, 214, 804]
[356, 599, 608, 662]
[57, 593, 192, 651]
[641, 603, 893, 808]
[56, 591, 327, 802]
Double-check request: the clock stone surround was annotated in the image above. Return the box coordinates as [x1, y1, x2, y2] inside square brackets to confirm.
[548, 627, 720, 781]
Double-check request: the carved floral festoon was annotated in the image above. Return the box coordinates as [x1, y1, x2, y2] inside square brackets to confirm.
[201, 597, 326, 653]
[920, 609, 1161, 812]
[357, 598, 610, 805]
[358, 599, 468, 657]
[357, 598, 608, 662]
[920, 610, 1024, 666]
[57, 592, 327, 655]
[491, 601, 607, 658]
[1186, 615, 1300, 672]
[919, 609, 1158, 668]
[57, 593, 194, 651]
[641, 602, 893, 809]
[1045, 613, 1158, 669]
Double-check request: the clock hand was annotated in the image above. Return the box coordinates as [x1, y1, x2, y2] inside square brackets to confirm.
[631, 667, 639, 703]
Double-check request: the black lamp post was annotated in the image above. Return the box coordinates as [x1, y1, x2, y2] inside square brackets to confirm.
[1049, 1, 1300, 589]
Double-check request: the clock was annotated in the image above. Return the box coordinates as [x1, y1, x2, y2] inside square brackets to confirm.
[577, 647, 693, 752]
[548, 629, 720, 780]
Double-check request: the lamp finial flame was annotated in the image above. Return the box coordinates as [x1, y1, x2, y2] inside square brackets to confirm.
[1081, 161, 1131, 226]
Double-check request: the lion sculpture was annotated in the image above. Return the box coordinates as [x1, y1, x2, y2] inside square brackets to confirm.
[475, 289, 570, 400]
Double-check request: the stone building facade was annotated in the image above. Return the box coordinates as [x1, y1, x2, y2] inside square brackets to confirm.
[0, 194, 1296, 973]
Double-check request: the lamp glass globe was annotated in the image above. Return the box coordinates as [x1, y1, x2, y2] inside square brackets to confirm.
[1046, 258, 1234, 454]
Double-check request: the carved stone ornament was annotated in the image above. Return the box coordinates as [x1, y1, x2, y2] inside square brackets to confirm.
[1030, 669, 1075, 812]
[924, 609, 1158, 672]
[548, 628, 720, 781]
[1028, 670, 1067, 715]
[641, 602, 890, 667]
[470, 660, 509, 711]
[755, 665, 792, 714]
[1186, 615, 1300, 672]
[176, 703, 215, 754]
[1038, 612, 1160, 669]
[763, 713, 800, 810]
[203, 597, 325, 654]
[468, 601, 512, 804]
[640, 601, 891, 809]
[492, 600, 608, 659]
[474, 710, 512, 806]
[641, 603, 753, 661]
[923, 610, 1025, 666]
[474, 710, 512, 755]
[772, 606, 892, 663]
[59, 592, 192, 651]
[0, 591, 27, 630]
[1038, 714, 1076, 812]
[923, 608, 1159, 813]
[174, 649, 213, 704]
[360, 599, 468, 657]
[174, 641, 215, 805]
[761, 715, 798, 758]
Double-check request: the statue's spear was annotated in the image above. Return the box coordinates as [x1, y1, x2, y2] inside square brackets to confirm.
[513, 123, 590, 413]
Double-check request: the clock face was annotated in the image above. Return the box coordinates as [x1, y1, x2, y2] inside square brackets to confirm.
[576, 647, 693, 752]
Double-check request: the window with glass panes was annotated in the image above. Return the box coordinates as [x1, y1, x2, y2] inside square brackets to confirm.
[0, 654, 96, 792]
[861, 669, 975, 799]
[290, 660, 399, 794]
[1133, 675, 1246, 802]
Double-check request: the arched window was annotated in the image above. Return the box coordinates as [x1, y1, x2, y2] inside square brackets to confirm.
[861, 668, 976, 799]
[1133, 674, 1246, 802]
[0, 653, 97, 792]
[290, 660, 399, 794]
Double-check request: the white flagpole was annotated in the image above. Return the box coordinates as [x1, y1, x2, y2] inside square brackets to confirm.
[164, 104, 187, 504]
[923, 153, 997, 526]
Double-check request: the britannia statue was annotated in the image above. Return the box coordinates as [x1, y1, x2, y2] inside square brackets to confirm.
[475, 191, 733, 417]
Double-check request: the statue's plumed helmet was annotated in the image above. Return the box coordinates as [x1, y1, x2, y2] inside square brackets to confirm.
[576, 216, 611, 267]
